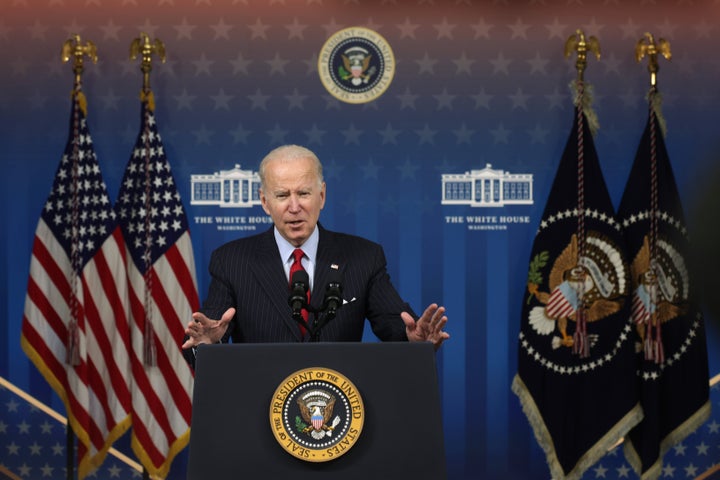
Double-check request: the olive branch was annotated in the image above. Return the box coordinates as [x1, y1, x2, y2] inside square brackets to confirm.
[526, 251, 549, 304]
[295, 416, 307, 432]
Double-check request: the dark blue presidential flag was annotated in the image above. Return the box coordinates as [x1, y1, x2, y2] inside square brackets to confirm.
[618, 99, 711, 479]
[513, 92, 642, 479]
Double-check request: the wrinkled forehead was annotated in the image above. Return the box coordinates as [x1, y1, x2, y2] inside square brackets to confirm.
[264, 157, 323, 190]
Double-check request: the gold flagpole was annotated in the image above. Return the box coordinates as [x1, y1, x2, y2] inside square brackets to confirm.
[129, 33, 166, 480]
[562, 29, 601, 358]
[635, 32, 672, 363]
[60, 33, 97, 480]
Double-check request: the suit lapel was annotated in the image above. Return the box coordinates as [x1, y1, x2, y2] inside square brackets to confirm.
[313, 228, 346, 312]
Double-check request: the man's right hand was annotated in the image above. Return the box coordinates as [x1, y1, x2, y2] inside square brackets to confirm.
[182, 307, 236, 349]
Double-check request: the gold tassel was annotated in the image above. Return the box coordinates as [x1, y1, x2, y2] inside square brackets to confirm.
[71, 90, 88, 116]
[66, 318, 81, 366]
[140, 90, 155, 112]
[570, 80, 600, 136]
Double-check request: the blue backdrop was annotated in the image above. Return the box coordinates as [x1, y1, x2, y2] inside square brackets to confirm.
[2, 1, 719, 478]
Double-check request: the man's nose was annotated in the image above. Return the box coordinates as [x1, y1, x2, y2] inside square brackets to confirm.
[288, 195, 301, 210]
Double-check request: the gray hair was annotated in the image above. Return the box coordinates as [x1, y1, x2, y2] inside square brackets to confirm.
[258, 145, 324, 189]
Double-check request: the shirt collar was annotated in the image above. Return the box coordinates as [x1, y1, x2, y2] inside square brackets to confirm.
[274, 225, 319, 265]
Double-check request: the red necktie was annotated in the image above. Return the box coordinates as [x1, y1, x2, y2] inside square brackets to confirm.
[289, 248, 309, 335]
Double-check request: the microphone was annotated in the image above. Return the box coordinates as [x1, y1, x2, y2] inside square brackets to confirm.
[321, 269, 343, 316]
[288, 270, 309, 317]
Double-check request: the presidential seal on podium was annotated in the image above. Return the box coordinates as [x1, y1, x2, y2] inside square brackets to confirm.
[269, 367, 365, 462]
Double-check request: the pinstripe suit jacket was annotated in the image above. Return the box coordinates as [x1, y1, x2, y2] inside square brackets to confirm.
[201, 225, 413, 344]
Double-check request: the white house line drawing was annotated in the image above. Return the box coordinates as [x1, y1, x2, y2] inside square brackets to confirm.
[190, 164, 261, 208]
[441, 164, 533, 207]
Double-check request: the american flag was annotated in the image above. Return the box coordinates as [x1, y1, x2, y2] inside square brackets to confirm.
[19, 91, 133, 478]
[115, 97, 199, 478]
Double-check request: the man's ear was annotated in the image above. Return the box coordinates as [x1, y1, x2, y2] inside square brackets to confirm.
[259, 188, 271, 215]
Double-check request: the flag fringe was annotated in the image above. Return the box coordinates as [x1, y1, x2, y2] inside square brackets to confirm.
[512, 374, 644, 480]
[624, 399, 711, 480]
[131, 427, 191, 480]
[20, 335, 134, 479]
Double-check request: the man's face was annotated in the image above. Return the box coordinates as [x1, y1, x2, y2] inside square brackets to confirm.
[260, 156, 326, 247]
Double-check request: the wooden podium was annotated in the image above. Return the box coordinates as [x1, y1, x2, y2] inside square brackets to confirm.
[187, 342, 447, 479]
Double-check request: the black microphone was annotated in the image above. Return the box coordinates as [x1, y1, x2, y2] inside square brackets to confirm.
[321, 269, 343, 316]
[288, 270, 309, 317]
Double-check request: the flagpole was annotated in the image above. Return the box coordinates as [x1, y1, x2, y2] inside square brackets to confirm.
[60, 33, 98, 480]
[130, 32, 166, 370]
[635, 32, 672, 363]
[563, 29, 600, 358]
[129, 32, 166, 480]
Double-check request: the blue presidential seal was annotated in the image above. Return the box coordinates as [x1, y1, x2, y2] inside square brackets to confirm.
[269, 367, 364, 462]
[318, 27, 395, 104]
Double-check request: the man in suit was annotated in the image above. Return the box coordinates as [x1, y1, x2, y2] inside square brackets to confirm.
[182, 144, 449, 354]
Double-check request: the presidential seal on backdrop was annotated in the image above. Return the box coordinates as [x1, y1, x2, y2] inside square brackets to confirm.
[318, 27, 395, 104]
[269, 367, 364, 462]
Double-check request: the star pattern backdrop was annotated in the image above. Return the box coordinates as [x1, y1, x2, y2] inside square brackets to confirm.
[2, 1, 720, 479]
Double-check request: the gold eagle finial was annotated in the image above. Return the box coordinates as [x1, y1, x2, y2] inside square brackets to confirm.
[129, 33, 166, 109]
[61, 34, 98, 88]
[564, 29, 601, 82]
[635, 32, 671, 87]
[129, 32, 166, 66]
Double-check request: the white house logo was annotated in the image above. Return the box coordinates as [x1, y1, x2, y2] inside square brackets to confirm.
[442, 164, 534, 230]
[190, 164, 261, 208]
[318, 27, 395, 104]
[189, 165, 272, 232]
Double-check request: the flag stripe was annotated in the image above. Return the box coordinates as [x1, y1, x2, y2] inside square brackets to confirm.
[117, 102, 199, 477]
[128, 269, 186, 448]
[21, 98, 132, 478]
[163, 237, 200, 317]
[147, 265, 193, 423]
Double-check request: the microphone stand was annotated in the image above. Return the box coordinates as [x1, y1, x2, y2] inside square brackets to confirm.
[309, 309, 337, 342]
[289, 271, 343, 342]
[291, 307, 312, 337]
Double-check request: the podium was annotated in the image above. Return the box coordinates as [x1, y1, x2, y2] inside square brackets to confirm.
[187, 342, 446, 479]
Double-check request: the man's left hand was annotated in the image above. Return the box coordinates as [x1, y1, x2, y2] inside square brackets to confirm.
[402, 303, 449, 350]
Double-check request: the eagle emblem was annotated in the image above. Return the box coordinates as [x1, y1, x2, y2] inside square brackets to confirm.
[630, 235, 688, 361]
[296, 390, 342, 440]
[318, 27, 395, 104]
[526, 232, 628, 351]
[339, 46, 376, 86]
